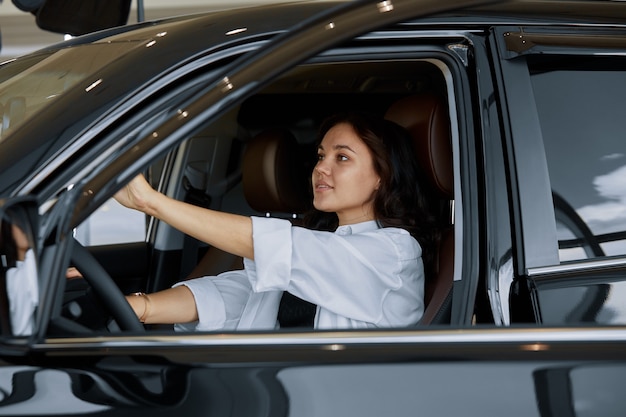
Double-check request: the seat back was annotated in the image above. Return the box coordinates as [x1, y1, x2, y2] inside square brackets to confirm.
[186, 128, 311, 280]
[242, 128, 311, 215]
[385, 93, 454, 325]
[244, 128, 317, 327]
[185, 129, 315, 328]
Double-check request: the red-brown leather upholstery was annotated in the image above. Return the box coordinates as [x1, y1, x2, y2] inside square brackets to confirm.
[242, 128, 311, 214]
[385, 93, 454, 325]
[385, 93, 453, 199]
[237, 128, 319, 326]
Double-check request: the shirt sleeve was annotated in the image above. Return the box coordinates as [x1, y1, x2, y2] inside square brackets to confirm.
[6, 249, 39, 336]
[246, 217, 423, 325]
[173, 270, 251, 331]
[173, 269, 282, 332]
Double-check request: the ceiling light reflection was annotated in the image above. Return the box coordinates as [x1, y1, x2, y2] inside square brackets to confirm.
[322, 344, 345, 351]
[226, 28, 247, 36]
[85, 79, 103, 92]
[377, 0, 394, 13]
[520, 343, 550, 352]
[220, 76, 234, 92]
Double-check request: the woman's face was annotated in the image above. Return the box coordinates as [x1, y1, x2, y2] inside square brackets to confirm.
[11, 224, 29, 261]
[312, 122, 380, 225]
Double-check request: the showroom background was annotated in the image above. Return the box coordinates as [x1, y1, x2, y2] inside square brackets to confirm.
[0, 0, 304, 59]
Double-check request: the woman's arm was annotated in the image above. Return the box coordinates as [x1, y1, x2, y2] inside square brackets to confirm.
[126, 285, 198, 324]
[115, 175, 254, 260]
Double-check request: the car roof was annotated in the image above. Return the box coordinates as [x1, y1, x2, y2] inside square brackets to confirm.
[1, 0, 626, 197]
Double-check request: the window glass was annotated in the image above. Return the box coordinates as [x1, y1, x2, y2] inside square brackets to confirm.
[530, 58, 626, 262]
[73, 154, 167, 246]
[74, 198, 146, 246]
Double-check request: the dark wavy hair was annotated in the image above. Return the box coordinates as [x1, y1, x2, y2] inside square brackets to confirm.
[0, 212, 25, 270]
[303, 112, 440, 273]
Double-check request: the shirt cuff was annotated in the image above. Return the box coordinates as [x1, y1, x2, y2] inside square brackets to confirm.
[173, 277, 227, 331]
[246, 216, 292, 292]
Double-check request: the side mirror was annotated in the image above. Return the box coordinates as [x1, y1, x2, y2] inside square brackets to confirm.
[32, 0, 132, 36]
[0, 198, 39, 337]
[11, 0, 45, 12]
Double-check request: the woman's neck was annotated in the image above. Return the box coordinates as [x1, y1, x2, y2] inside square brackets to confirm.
[337, 212, 376, 226]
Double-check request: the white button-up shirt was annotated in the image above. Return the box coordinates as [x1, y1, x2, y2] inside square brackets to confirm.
[6, 249, 39, 336]
[175, 217, 424, 331]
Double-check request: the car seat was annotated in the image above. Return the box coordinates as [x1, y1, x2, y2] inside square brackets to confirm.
[185, 127, 312, 279]
[385, 93, 454, 325]
[242, 127, 312, 215]
[185, 127, 316, 327]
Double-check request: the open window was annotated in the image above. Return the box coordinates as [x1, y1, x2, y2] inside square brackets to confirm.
[52, 51, 465, 335]
[26, 0, 490, 337]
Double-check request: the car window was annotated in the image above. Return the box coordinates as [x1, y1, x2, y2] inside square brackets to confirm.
[53, 52, 462, 335]
[147, 56, 460, 331]
[74, 198, 146, 246]
[74, 158, 165, 246]
[529, 57, 626, 263]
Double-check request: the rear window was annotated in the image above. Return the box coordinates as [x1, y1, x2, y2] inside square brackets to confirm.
[529, 57, 626, 262]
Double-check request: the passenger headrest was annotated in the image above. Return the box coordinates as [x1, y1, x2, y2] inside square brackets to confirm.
[242, 128, 311, 214]
[385, 94, 453, 199]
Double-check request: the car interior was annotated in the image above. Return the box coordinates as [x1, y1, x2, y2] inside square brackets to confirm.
[66, 58, 458, 333]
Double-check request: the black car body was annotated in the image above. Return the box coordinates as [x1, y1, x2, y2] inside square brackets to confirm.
[0, 0, 626, 415]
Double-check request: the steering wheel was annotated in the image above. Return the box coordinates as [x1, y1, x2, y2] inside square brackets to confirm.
[70, 238, 144, 332]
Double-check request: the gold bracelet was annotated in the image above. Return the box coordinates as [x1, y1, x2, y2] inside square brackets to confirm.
[133, 292, 151, 323]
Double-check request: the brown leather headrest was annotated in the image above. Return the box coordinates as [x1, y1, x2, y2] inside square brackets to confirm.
[385, 94, 453, 199]
[242, 128, 311, 214]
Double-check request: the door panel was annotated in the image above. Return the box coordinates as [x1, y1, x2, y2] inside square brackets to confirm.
[1, 353, 626, 416]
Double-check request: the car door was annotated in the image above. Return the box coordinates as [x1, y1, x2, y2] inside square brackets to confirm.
[490, 25, 626, 325]
[49, 0, 502, 327]
[4, 2, 626, 417]
[1, 1, 496, 334]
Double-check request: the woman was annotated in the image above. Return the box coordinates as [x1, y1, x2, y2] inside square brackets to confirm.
[0, 211, 39, 336]
[116, 113, 436, 330]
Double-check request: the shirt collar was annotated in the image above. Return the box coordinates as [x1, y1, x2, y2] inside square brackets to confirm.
[334, 220, 380, 236]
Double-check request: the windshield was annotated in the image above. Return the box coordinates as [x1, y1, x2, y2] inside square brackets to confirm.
[0, 42, 143, 143]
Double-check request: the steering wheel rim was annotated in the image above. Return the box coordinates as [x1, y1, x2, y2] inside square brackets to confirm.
[70, 238, 144, 332]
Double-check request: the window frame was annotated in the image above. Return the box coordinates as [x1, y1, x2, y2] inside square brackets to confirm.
[37, 38, 480, 344]
[493, 25, 626, 325]
[494, 25, 626, 274]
